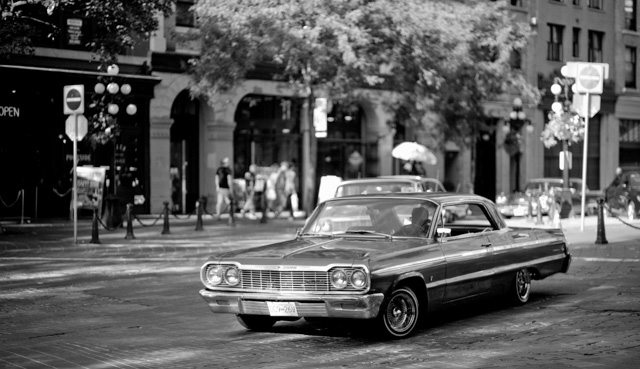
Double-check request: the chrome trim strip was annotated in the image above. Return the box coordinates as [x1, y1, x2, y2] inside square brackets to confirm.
[373, 257, 445, 275]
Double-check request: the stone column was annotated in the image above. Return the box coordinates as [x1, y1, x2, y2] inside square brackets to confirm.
[201, 103, 235, 214]
[149, 117, 173, 214]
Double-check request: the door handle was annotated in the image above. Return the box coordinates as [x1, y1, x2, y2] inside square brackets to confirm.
[481, 243, 492, 248]
[512, 233, 529, 239]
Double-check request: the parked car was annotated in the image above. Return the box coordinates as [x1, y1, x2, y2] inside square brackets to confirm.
[605, 171, 640, 221]
[496, 178, 602, 218]
[377, 175, 469, 221]
[333, 177, 426, 198]
[199, 193, 571, 339]
[377, 175, 446, 192]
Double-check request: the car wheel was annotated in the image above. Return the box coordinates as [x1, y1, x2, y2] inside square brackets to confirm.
[510, 268, 531, 305]
[378, 287, 419, 339]
[236, 314, 277, 331]
[628, 202, 636, 222]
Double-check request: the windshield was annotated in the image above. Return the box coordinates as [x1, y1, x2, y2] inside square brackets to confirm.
[335, 181, 418, 197]
[302, 197, 438, 238]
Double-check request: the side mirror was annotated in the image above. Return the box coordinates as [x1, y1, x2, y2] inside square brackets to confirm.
[436, 227, 451, 239]
[295, 227, 303, 237]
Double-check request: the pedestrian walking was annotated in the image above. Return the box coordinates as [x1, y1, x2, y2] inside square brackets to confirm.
[274, 161, 288, 217]
[284, 162, 298, 220]
[240, 164, 258, 219]
[266, 163, 279, 217]
[215, 157, 233, 220]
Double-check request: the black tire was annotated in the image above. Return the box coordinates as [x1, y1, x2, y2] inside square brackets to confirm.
[509, 268, 531, 305]
[378, 287, 420, 339]
[236, 314, 277, 331]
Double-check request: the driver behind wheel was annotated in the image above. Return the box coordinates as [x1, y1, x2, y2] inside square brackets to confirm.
[396, 206, 430, 237]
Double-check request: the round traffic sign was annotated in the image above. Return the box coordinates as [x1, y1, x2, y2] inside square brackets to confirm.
[66, 89, 82, 110]
[577, 65, 601, 91]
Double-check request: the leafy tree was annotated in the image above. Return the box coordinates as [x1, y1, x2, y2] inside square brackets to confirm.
[188, 0, 539, 202]
[1, 0, 174, 64]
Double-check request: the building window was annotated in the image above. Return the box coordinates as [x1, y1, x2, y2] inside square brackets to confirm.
[626, 47, 637, 89]
[548, 24, 564, 61]
[510, 49, 522, 70]
[626, 0, 638, 31]
[572, 28, 580, 57]
[620, 119, 640, 143]
[588, 30, 603, 62]
[588, 0, 602, 9]
[176, 0, 196, 27]
[573, 0, 580, 5]
[510, 0, 523, 6]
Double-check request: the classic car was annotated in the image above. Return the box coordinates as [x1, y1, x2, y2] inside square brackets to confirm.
[496, 177, 602, 218]
[605, 171, 640, 221]
[333, 177, 426, 198]
[199, 193, 571, 339]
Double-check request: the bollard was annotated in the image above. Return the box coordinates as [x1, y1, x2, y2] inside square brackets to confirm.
[229, 197, 236, 227]
[527, 194, 533, 222]
[124, 203, 135, 240]
[595, 198, 608, 244]
[195, 200, 204, 231]
[90, 208, 101, 244]
[535, 195, 544, 225]
[161, 201, 171, 235]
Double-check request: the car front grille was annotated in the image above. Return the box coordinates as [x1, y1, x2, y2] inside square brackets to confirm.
[241, 270, 330, 292]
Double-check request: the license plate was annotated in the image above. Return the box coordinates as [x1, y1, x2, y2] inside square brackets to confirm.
[266, 301, 298, 317]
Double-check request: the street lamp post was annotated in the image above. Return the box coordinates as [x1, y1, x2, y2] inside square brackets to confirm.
[546, 74, 582, 218]
[92, 64, 137, 227]
[502, 97, 533, 192]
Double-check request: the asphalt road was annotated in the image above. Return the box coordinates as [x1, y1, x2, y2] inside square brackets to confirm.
[0, 214, 639, 368]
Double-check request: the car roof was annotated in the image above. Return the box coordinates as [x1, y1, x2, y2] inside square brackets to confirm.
[337, 177, 422, 185]
[528, 177, 583, 183]
[378, 175, 443, 184]
[324, 191, 488, 204]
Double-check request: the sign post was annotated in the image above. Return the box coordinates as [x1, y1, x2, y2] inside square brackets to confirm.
[63, 85, 85, 244]
[573, 63, 606, 231]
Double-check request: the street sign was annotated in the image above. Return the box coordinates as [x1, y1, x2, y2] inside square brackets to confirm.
[65, 114, 88, 141]
[573, 94, 601, 118]
[559, 151, 572, 170]
[574, 63, 604, 94]
[63, 84, 85, 115]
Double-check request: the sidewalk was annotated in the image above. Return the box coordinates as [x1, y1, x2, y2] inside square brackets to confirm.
[1, 212, 638, 255]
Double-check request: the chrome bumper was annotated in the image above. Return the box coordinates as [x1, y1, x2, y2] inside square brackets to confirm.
[199, 289, 385, 319]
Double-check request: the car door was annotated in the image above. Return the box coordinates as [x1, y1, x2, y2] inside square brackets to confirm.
[438, 202, 494, 303]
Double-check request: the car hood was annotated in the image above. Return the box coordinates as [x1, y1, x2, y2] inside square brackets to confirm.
[209, 236, 428, 265]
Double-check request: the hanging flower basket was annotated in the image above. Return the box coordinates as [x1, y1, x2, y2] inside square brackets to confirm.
[540, 110, 584, 149]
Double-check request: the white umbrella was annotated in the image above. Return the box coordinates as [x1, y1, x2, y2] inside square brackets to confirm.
[392, 142, 437, 165]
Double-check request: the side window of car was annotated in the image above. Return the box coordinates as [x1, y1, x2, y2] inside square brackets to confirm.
[442, 203, 494, 237]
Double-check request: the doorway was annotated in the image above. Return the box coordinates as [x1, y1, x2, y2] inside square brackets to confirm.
[170, 91, 200, 214]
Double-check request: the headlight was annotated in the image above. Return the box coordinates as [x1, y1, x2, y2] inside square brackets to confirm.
[206, 266, 224, 285]
[496, 195, 507, 204]
[350, 270, 367, 289]
[330, 269, 348, 289]
[225, 267, 240, 286]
